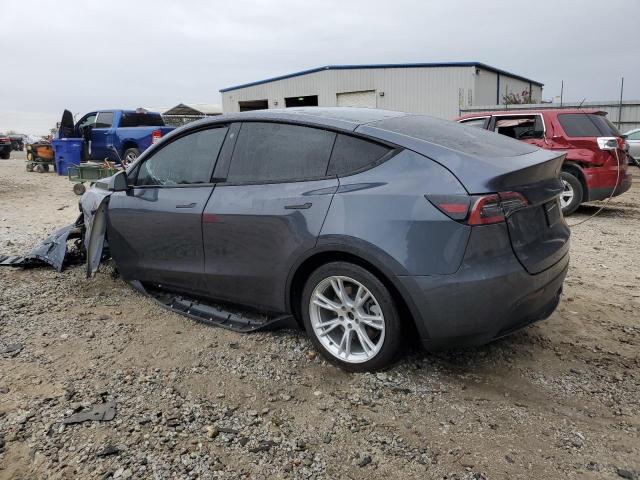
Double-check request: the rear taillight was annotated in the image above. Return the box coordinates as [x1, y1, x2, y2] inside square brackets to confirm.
[151, 130, 162, 144]
[427, 191, 528, 225]
[596, 137, 618, 151]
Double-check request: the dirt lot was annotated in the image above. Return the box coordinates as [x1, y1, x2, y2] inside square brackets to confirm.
[1, 151, 639, 480]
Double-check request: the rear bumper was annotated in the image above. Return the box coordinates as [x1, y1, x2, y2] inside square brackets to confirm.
[396, 223, 569, 350]
[584, 165, 632, 201]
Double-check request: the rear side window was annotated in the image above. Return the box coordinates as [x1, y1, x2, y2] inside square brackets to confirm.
[94, 112, 114, 129]
[227, 122, 335, 183]
[327, 134, 392, 176]
[120, 113, 165, 127]
[136, 127, 227, 186]
[558, 113, 621, 137]
[493, 115, 544, 140]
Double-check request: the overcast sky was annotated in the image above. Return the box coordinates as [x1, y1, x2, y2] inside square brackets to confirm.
[1, 0, 638, 135]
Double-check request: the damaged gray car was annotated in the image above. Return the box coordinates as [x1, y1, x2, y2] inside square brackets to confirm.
[2, 107, 570, 371]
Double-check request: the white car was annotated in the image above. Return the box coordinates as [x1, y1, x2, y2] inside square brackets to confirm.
[624, 128, 640, 166]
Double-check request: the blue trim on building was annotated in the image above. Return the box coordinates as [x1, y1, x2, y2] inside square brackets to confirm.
[219, 62, 544, 92]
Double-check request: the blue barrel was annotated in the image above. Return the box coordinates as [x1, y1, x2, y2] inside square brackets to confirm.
[52, 138, 83, 175]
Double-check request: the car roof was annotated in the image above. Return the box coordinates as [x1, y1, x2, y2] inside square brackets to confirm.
[186, 107, 409, 132]
[457, 108, 605, 120]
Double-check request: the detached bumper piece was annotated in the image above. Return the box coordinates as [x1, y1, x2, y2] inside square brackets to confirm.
[0, 224, 83, 272]
[130, 281, 294, 333]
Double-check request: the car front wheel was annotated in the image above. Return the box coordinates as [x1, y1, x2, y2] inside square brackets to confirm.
[301, 262, 402, 371]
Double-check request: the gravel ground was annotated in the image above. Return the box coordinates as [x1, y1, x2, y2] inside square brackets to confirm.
[1, 151, 639, 480]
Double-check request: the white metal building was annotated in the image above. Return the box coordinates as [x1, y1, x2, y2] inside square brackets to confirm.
[220, 62, 543, 119]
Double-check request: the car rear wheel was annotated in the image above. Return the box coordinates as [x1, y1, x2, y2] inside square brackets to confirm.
[559, 171, 583, 216]
[301, 262, 402, 371]
[123, 148, 140, 165]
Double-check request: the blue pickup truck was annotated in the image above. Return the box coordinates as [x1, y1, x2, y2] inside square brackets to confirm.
[59, 109, 174, 164]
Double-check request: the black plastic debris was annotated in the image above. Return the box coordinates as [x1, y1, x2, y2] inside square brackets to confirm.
[62, 401, 116, 424]
[0, 222, 83, 272]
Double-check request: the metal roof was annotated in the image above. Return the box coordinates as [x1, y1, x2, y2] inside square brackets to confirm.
[219, 62, 544, 92]
[163, 103, 222, 115]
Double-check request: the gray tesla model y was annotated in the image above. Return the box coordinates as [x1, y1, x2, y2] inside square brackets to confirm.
[83, 107, 570, 371]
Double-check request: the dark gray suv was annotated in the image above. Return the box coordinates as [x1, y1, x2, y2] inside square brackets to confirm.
[94, 107, 570, 371]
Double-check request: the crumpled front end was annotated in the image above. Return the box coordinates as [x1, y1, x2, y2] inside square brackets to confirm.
[0, 220, 84, 271]
[0, 186, 113, 274]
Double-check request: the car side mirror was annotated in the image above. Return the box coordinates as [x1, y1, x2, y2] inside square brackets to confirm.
[110, 170, 129, 192]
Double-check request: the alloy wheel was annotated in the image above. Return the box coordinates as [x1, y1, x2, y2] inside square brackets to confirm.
[560, 179, 574, 209]
[309, 275, 385, 364]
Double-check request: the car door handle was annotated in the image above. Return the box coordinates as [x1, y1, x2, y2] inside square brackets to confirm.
[176, 202, 196, 209]
[284, 202, 312, 210]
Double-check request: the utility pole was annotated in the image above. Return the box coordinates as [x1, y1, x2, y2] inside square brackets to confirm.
[617, 77, 624, 130]
[560, 80, 563, 107]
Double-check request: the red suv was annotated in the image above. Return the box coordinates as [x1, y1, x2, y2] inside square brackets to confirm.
[456, 109, 632, 215]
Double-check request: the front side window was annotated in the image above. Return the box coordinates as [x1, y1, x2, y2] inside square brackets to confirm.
[94, 112, 114, 129]
[327, 134, 392, 176]
[459, 117, 488, 129]
[627, 131, 640, 140]
[227, 122, 335, 183]
[136, 127, 228, 186]
[77, 113, 97, 129]
[493, 115, 544, 140]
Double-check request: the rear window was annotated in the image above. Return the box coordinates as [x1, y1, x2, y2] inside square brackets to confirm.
[327, 134, 392, 176]
[227, 122, 335, 183]
[120, 113, 165, 128]
[558, 113, 621, 137]
[373, 115, 538, 157]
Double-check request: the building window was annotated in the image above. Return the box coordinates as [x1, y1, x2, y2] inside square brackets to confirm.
[284, 95, 319, 108]
[238, 100, 269, 112]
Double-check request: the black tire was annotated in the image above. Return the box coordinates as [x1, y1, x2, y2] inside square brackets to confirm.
[35, 164, 45, 173]
[26, 162, 34, 172]
[0, 152, 9, 160]
[42, 164, 50, 172]
[560, 170, 583, 216]
[301, 261, 403, 372]
[123, 147, 140, 165]
[73, 183, 86, 195]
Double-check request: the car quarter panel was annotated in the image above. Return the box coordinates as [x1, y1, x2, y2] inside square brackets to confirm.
[319, 150, 471, 276]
